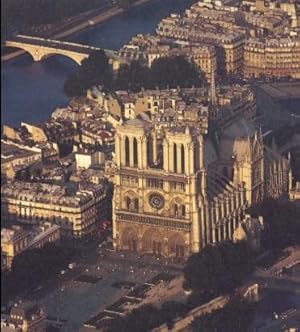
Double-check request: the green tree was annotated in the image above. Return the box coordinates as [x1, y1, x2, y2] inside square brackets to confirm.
[11, 243, 71, 287]
[2, 0, 114, 39]
[64, 50, 113, 96]
[150, 55, 202, 89]
[160, 301, 187, 329]
[0, 243, 76, 306]
[249, 198, 300, 250]
[80, 50, 112, 89]
[190, 298, 256, 332]
[115, 60, 152, 92]
[183, 241, 253, 296]
[114, 63, 131, 90]
[105, 303, 186, 332]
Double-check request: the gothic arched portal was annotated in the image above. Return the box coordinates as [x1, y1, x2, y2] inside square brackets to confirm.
[168, 233, 185, 257]
[121, 227, 138, 252]
[141, 228, 164, 255]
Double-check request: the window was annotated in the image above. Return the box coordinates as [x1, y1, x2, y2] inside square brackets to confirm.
[134, 199, 139, 211]
[122, 175, 138, 186]
[173, 203, 186, 217]
[146, 178, 163, 189]
[170, 182, 185, 192]
[173, 143, 177, 173]
[174, 204, 179, 216]
[133, 138, 138, 167]
[181, 145, 185, 174]
[125, 197, 138, 212]
[125, 136, 130, 166]
[126, 197, 131, 210]
[147, 136, 153, 166]
[182, 205, 186, 217]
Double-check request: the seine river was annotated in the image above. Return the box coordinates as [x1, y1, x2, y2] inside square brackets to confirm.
[1, 0, 193, 127]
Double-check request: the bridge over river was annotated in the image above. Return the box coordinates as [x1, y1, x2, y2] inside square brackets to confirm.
[5, 34, 126, 68]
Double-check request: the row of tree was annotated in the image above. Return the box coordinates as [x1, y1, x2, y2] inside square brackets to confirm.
[103, 290, 255, 331]
[103, 297, 256, 332]
[1, 243, 75, 306]
[2, 0, 131, 39]
[64, 50, 112, 96]
[64, 50, 204, 97]
[248, 198, 300, 250]
[190, 297, 256, 332]
[183, 240, 254, 297]
[105, 302, 187, 332]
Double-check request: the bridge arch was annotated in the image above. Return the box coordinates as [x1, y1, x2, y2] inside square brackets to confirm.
[4, 42, 86, 65]
[37, 52, 84, 65]
[3, 44, 40, 63]
[4, 36, 127, 69]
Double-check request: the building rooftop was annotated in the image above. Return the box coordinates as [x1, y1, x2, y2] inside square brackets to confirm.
[1, 181, 103, 207]
[1, 140, 41, 165]
[9, 302, 46, 323]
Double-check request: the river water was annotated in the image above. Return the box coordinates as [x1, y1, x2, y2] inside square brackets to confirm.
[1, 0, 193, 127]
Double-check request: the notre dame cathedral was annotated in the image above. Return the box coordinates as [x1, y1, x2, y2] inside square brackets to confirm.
[111, 86, 289, 257]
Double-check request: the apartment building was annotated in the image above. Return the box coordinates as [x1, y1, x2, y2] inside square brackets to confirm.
[156, 14, 245, 75]
[244, 36, 300, 78]
[1, 181, 108, 238]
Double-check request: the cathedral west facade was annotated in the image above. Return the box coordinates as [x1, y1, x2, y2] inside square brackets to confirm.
[111, 87, 289, 257]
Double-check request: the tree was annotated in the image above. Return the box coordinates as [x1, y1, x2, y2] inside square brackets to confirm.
[248, 198, 300, 250]
[150, 55, 202, 89]
[2, 0, 115, 39]
[1, 243, 76, 306]
[190, 298, 256, 332]
[11, 243, 71, 287]
[160, 301, 187, 329]
[80, 50, 112, 89]
[186, 290, 215, 310]
[64, 50, 113, 96]
[183, 241, 253, 296]
[105, 303, 187, 332]
[106, 305, 161, 332]
[114, 63, 131, 90]
[114, 61, 152, 92]
[64, 52, 204, 97]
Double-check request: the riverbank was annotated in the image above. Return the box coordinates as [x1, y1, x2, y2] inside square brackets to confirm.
[1, 0, 153, 62]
